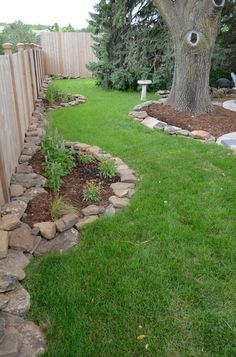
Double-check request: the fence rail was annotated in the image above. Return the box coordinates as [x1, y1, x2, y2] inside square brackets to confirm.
[0, 43, 44, 206]
[40, 32, 96, 77]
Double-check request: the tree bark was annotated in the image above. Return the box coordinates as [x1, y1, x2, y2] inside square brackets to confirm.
[154, 0, 225, 115]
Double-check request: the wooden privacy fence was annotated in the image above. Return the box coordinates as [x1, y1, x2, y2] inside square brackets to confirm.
[0, 43, 44, 206]
[40, 32, 96, 77]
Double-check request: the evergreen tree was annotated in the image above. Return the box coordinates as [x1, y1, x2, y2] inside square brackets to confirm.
[87, 0, 173, 90]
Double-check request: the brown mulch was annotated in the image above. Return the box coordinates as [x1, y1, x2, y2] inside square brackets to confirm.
[145, 103, 236, 137]
[22, 151, 120, 227]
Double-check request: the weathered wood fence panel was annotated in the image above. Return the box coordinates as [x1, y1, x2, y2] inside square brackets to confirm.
[40, 32, 96, 77]
[0, 43, 45, 206]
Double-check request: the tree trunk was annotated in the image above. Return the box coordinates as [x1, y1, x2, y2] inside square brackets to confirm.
[154, 0, 225, 115]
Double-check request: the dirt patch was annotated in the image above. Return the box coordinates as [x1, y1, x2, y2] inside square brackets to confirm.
[145, 103, 236, 137]
[22, 151, 120, 227]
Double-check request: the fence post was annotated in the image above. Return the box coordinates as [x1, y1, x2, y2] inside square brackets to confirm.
[25, 43, 36, 105]
[2, 43, 24, 147]
[17, 43, 31, 125]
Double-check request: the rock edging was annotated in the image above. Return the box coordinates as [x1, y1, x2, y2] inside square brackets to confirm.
[129, 99, 216, 143]
[0, 76, 138, 355]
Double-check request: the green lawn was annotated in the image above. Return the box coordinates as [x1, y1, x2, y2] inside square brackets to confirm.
[25, 79, 236, 356]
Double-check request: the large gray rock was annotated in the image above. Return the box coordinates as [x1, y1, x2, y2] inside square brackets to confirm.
[120, 173, 138, 184]
[0, 318, 5, 343]
[103, 205, 116, 217]
[1, 312, 46, 356]
[108, 196, 130, 208]
[129, 111, 148, 120]
[82, 205, 105, 216]
[11, 173, 46, 189]
[16, 165, 33, 174]
[10, 185, 25, 198]
[55, 214, 79, 233]
[34, 222, 56, 240]
[0, 326, 22, 356]
[190, 130, 214, 141]
[141, 117, 159, 129]
[131, 100, 160, 111]
[0, 215, 21, 231]
[0, 295, 9, 310]
[110, 182, 134, 198]
[153, 120, 168, 131]
[9, 224, 41, 253]
[34, 228, 79, 256]
[75, 216, 99, 229]
[3, 283, 30, 316]
[164, 125, 182, 135]
[0, 231, 8, 259]
[0, 250, 30, 281]
[0, 273, 18, 293]
[1, 200, 27, 219]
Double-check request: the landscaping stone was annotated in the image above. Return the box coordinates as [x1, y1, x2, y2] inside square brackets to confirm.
[34, 228, 79, 256]
[1, 313, 46, 356]
[16, 165, 32, 174]
[190, 130, 212, 140]
[217, 132, 236, 150]
[76, 216, 99, 229]
[132, 100, 160, 111]
[31, 227, 40, 236]
[164, 125, 182, 135]
[1, 200, 27, 219]
[34, 222, 56, 240]
[176, 129, 190, 137]
[0, 318, 5, 343]
[74, 143, 90, 150]
[110, 182, 133, 197]
[103, 205, 116, 217]
[129, 111, 148, 119]
[127, 188, 135, 198]
[121, 173, 138, 184]
[0, 231, 8, 259]
[0, 215, 21, 231]
[0, 295, 9, 310]
[141, 116, 159, 129]
[23, 187, 47, 202]
[82, 205, 105, 216]
[0, 273, 18, 293]
[87, 146, 101, 155]
[11, 173, 46, 189]
[109, 196, 130, 208]
[3, 283, 30, 316]
[9, 224, 41, 253]
[10, 185, 25, 198]
[0, 327, 22, 356]
[153, 120, 168, 131]
[0, 250, 29, 281]
[19, 155, 32, 164]
[55, 214, 79, 233]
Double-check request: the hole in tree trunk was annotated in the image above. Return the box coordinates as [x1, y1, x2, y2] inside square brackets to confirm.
[213, 0, 224, 6]
[190, 32, 198, 44]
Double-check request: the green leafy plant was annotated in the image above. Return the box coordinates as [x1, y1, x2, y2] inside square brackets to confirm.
[78, 152, 94, 165]
[51, 196, 77, 220]
[83, 181, 101, 202]
[98, 158, 117, 179]
[46, 84, 71, 104]
[42, 126, 75, 191]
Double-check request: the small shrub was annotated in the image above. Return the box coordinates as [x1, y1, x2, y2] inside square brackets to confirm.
[46, 84, 71, 105]
[42, 126, 75, 191]
[83, 181, 101, 202]
[44, 162, 64, 192]
[98, 158, 117, 179]
[51, 197, 77, 220]
[78, 152, 94, 165]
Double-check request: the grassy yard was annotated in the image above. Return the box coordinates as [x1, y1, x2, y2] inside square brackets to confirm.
[25, 79, 236, 356]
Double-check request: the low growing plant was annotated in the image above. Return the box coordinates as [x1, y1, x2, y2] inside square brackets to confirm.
[51, 196, 77, 220]
[42, 126, 75, 191]
[46, 84, 71, 105]
[83, 181, 101, 202]
[98, 158, 117, 179]
[78, 152, 94, 165]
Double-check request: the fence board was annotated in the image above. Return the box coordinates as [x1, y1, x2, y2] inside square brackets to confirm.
[40, 32, 96, 77]
[0, 44, 44, 206]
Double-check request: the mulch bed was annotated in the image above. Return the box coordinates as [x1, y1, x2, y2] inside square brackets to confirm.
[145, 103, 236, 137]
[22, 151, 120, 227]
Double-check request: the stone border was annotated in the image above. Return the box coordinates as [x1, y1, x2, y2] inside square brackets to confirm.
[129, 99, 216, 143]
[0, 76, 138, 355]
